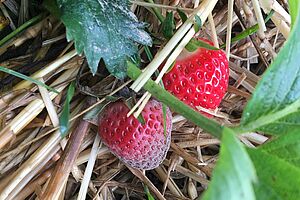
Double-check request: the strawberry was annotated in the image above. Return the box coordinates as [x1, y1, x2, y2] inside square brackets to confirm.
[162, 38, 229, 115]
[98, 99, 172, 170]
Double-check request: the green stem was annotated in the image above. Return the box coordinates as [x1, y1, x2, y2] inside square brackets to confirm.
[220, 10, 274, 49]
[127, 61, 224, 139]
[0, 14, 44, 47]
[145, 0, 165, 23]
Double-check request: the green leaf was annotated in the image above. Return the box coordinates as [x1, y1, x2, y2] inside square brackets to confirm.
[59, 82, 75, 137]
[202, 128, 256, 200]
[144, 185, 155, 200]
[259, 131, 300, 167]
[289, 0, 300, 26]
[248, 148, 300, 200]
[0, 66, 59, 93]
[253, 181, 280, 200]
[177, 9, 188, 23]
[57, 0, 152, 78]
[43, 0, 61, 18]
[235, 2, 300, 135]
[185, 38, 219, 52]
[161, 12, 175, 39]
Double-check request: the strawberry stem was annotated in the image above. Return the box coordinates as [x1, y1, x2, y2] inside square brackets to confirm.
[127, 61, 224, 139]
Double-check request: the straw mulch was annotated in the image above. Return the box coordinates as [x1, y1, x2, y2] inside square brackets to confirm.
[0, 0, 289, 199]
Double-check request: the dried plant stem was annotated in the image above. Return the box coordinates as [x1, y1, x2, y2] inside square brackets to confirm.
[155, 166, 184, 197]
[5, 145, 60, 200]
[208, 13, 219, 48]
[0, 14, 43, 47]
[42, 120, 90, 199]
[163, 160, 209, 185]
[0, 98, 83, 199]
[38, 78, 59, 126]
[225, 0, 234, 59]
[14, 169, 53, 200]
[131, 0, 218, 92]
[77, 135, 101, 200]
[251, 0, 267, 32]
[260, 0, 291, 24]
[0, 67, 79, 149]
[127, 167, 166, 200]
[14, 50, 77, 91]
[130, 0, 194, 12]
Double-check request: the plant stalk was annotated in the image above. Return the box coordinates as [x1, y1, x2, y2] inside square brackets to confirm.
[41, 119, 90, 199]
[127, 61, 224, 139]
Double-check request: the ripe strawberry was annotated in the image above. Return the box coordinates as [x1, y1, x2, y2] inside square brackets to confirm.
[98, 99, 172, 170]
[162, 38, 229, 115]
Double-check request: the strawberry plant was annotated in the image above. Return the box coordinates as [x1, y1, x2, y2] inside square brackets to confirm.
[0, 0, 299, 199]
[56, 0, 300, 198]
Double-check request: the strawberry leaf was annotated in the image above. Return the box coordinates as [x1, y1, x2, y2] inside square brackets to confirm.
[202, 128, 256, 200]
[57, 0, 152, 78]
[236, 1, 300, 134]
[259, 131, 300, 167]
[248, 148, 300, 199]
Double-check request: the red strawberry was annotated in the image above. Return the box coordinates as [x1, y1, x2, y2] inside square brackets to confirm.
[98, 99, 172, 170]
[162, 38, 229, 115]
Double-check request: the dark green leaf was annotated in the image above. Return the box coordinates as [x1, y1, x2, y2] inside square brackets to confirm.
[161, 12, 175, 39]
[57, 0, 152, 78]
[0, 66, 59, 93]
[202, 128, 256, 200]
[194, 15, 202, 33]
[248, 148, 300, 200]
[177, 9, 188, 23]
[43, 0, 61, 18]
[59, 82, 75, 137]
[259, 131, 300, 167]
[236, 2, 300, 135]
[185, 38, 219, 52]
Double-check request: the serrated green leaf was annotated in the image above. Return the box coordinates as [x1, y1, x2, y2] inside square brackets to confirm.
[235, 2, 300, 135]
[59, 82, 75, 137]
[0, 66, 59, 93]
[57, 0, 152, 78]
[248, 148, 300, 200]
[162, 12, 175, 39]
[202, 128, 256, 200]
[259, 131, 300, 167]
